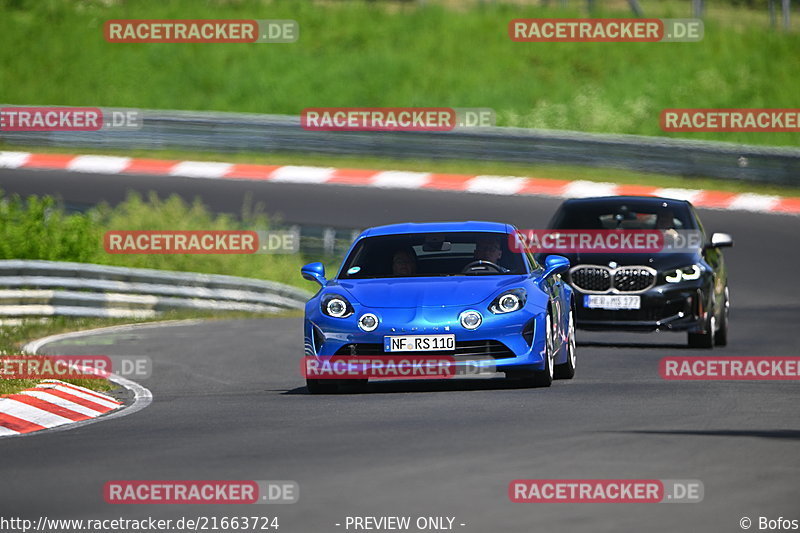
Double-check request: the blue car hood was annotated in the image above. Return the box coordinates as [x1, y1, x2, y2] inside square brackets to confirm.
[334, 275, 528, 308]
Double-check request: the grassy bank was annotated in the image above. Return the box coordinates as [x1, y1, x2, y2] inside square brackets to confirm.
[0, 188, 308, 288]
[0, 0, 798, 147]
[0, 317, 137, 395]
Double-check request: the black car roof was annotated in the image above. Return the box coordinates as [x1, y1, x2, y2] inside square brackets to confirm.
[560, 196, 692, 208]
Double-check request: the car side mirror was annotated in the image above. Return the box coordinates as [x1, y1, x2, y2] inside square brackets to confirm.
[708, 233, 734, 249]
[301, 262, 327, 286]
[543, 255, 570, 279]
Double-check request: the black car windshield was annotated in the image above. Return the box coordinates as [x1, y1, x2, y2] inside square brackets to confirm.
[339, 232, 528, 278]
[549, 201, 697, 231]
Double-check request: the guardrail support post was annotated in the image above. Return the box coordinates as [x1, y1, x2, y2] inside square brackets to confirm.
[323, 228, 336, 256]
[782, 0, 791, 29]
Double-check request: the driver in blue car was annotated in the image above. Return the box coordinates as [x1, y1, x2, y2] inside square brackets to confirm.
[392, 246, 418, 276]
[472, 235, 509, 272]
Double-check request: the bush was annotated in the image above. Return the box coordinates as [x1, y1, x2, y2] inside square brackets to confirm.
[0, 189, 307, 288]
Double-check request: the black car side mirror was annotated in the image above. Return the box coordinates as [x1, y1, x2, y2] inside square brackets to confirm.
[707, 233, 734, 249]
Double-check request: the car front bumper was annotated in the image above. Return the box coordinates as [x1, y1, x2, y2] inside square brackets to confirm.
[304, 304, 550, 373]
[574, 282, 710, 333]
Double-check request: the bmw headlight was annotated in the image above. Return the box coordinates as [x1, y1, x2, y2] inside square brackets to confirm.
[489, 289, 527, 314]
[665, 264, 703, 283]
[321, 294, 354, 318]
[459, 310, 483, 330]
[358, 313, 379, 332]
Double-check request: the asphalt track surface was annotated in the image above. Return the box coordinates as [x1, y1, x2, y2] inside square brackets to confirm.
[1, 167, 799, 533]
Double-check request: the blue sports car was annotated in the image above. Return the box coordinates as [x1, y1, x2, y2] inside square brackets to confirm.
[300, 221, 576, 393]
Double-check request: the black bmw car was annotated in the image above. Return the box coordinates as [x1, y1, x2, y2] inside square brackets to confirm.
[540, 196, 733, 348]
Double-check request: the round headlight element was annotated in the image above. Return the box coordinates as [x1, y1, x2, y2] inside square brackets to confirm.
[498, 294, 520, 312]
[326, 298, 348, 318]
[358, 313, 379, 332]
[459, 310, 483, 330]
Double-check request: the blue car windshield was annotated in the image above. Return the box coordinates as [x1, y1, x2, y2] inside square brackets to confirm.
[339, 232, 528, 278]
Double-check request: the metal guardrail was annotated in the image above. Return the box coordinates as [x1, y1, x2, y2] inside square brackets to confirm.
[2, 107, 799, 185]
[0, 260, 313, 319]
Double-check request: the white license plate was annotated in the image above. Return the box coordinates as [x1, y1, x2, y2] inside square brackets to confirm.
[384, 334, 456, 352]
[584, 295, 641, 310]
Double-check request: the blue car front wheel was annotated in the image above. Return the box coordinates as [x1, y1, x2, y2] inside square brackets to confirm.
[554, 307, 576, 380]
[531, 313, 555, 387]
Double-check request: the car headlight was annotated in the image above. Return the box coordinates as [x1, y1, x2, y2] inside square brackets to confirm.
[665, 264, 703, 283]
[358, 313, 379, 332]
[459, 310, 483, 330]
[489, 289, 527, 314]
[321, 294, 353, 318]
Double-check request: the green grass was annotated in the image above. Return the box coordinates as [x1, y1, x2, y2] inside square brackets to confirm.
[5, 143, 800, 198]
[0, 0, 798, 147]
[0, 316, 144, 395]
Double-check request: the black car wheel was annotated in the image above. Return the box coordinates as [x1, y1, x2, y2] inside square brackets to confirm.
[714, 286, 729, 347]
[688, 314, 715, 349]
